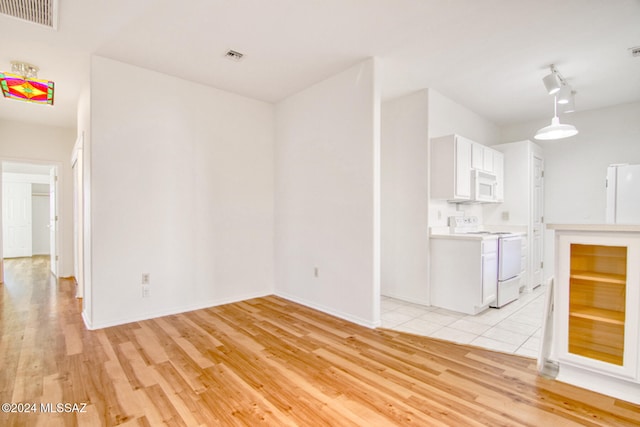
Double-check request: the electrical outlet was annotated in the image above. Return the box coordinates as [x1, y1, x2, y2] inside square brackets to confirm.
[314, 267, 319, 278]
[502, 211, 510, 221]
[142, 273, 150, 284]
[142, 284, 150, 298]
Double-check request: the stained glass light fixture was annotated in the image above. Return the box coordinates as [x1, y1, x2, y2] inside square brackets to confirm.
[0, 61, 54, 105]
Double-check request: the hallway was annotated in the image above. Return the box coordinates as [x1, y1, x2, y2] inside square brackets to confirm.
[1, 257, 82, 425]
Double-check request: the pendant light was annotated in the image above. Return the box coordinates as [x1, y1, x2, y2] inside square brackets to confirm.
[535, 96, 578, 140]
[1, 61, 55, 106]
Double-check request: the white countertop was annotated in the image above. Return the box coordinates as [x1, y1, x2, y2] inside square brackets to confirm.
[547, 224, 640, 233]
[429, 231, 526, 241]
[430, 232, 499, 241]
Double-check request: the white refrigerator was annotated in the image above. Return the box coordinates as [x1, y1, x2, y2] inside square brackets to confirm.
[606, 164, 640, 224]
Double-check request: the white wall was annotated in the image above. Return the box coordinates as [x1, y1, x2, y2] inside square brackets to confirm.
[275, 58, 381, 327]
[427, 89, 501, 228]
[87, 56, 275, 329]
[501, 101, 640, 282]
[0, 119, 75, 275]
[427, 89, 501, 145]
[381, 90, 429, 303]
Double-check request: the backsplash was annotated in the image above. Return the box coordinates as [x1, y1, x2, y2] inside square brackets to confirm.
[429, 200, 484, 227]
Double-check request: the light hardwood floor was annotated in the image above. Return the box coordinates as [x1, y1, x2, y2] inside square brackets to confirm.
[1, 257, 639, 426]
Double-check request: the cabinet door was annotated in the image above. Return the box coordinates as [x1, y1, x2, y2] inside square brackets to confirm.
[471, 143, 483, 170]
[556, 233, 640, 380]
[482, 146, 494, 173]
[455, 136, 472, 199]
[482, 251, 497, 305]
[493, 151, 504, 202]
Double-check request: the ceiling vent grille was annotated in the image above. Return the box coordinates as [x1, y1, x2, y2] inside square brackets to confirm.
[0, 0, 58, 29]
[224, 50, 244, 62]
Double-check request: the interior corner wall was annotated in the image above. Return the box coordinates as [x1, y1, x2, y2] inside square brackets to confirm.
[275, 58, 380, 327]
[427, 89, 501, 145]
[381, 90, 429, 304]
[88, 56, 275, 329]
[500, 101, 640, 283]
[0, 119, 75, 276]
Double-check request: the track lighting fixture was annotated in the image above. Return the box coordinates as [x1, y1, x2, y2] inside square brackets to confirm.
[535, 65, 578, 140]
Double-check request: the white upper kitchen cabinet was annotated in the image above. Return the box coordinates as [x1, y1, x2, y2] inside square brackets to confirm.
[472, 143, 497, 174]
[472, 143, 483, 171]
[430, 134, 472, 201]
[483, 146, 495, 173]
[493, 150, 504, 202]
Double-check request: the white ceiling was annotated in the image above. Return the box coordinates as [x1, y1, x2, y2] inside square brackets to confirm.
[1, 0, 639, 129]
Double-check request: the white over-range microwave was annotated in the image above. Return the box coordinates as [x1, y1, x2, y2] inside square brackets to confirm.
[472, 170, 499, 202]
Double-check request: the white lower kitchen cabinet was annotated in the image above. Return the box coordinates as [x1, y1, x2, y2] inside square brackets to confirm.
[549, 224, 640, 404]
[430, 235, 497, 315]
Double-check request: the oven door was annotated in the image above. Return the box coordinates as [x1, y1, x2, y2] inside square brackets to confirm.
[498, 236, 522, 281]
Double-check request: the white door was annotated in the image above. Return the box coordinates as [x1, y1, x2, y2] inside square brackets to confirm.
[2, 181, 32, 258]
[531, 156, 544, 288]
[49, 167, 58, 277]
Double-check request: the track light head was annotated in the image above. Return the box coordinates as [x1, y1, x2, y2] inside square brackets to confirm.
[556, 84, 573, 104]
[559, 91, 576, 114]
[542, 65, 561, 95]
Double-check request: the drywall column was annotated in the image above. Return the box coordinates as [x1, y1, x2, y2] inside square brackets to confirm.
[275, 58, 381, 327]
[381, 90, 429, 304]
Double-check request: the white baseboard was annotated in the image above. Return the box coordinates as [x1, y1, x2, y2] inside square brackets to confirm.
[380, 292, 430, 307]
[557, 363, 640, 405]
[275, 291, 379, 328]
[84, 291, 271, 330]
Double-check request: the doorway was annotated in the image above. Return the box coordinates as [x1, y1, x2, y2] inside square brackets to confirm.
[1, 161, 59, 278]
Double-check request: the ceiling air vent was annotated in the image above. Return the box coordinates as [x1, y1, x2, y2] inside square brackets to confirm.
[224, 50, 244, 62]
[0, 0, 58, 29]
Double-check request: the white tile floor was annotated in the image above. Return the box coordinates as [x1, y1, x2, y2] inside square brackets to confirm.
[381, 285, 546, 358]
